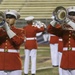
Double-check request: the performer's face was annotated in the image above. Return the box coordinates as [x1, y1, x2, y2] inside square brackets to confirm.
[68, 11, 75, 22]
[6, 14, 16, 26]
[6, 18, 16, 26]
[68, 16, 75, 22]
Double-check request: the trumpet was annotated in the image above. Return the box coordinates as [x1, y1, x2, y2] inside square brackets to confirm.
[0, 11, 5, 27]
[33, 20, 47, 36]
[53, 6, 67, 23]
[33, 20, 46, 28]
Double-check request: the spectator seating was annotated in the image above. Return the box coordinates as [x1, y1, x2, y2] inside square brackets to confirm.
[0, 0, 75, 19]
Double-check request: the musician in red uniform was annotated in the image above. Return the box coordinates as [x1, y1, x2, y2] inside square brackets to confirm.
[43, 32, 59, 66]
[0, 10, 24, 75]
[49, 24, 61, 67]
[47, 6, 75, 75]
[23, 16, 45, 75]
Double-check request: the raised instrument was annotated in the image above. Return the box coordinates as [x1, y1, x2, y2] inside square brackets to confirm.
[53, 6, 67, 23]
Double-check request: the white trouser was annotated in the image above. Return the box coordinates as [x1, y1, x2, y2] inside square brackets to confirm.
[50, 44, 58, 66]
[0, 70, 22, 75]
[58, 52, 63, 75]
[24, 49, 37, 74]
[43, 34, 49, 41]
[62, 69, 75, 75]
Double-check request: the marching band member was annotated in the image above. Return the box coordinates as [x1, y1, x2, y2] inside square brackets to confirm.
[43, 19, 59, 67]
[43, 31, 59, 67]
[43, 32, 59, 67]
[49, 17, 61, 67]
[0, 10, 24, 75]
[48, 24, 61, 67]
[47, 6, 75, 75]
[23, 16, 45, 75]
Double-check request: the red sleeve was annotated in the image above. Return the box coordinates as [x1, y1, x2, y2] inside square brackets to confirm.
[35, 27, 45, 33]
[0, 28, 6, 37]
[11, 29, 24, 46]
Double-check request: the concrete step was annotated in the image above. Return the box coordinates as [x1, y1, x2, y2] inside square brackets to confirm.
[20, 14, 52, 19]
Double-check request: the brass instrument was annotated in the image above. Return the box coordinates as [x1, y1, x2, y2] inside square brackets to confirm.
[0, 11, 5, 27]
[33, 20, 46, 28]
[33, 20, 46, 36]
[53, 6, 67, 23]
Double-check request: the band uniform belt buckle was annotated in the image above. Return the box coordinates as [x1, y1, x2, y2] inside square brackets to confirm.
[4, 49, 8, 52]
[68, 47, 72, 50]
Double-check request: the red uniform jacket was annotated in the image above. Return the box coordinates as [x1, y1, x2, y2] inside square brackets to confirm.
[49, 34, 59, 44]
[23, 25, 45, 50]
[47, 24, 75, 69]
[0, 25, 24, 70]
[48, 24, 60, 44]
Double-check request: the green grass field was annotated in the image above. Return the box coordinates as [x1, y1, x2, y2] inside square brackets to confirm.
[20, 45, 59, 75]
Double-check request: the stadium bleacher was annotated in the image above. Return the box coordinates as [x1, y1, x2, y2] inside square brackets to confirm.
[0, 0, 75, 20]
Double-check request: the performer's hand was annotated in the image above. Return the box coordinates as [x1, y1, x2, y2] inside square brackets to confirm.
[50, 15, 57, 27]
[51, 15, 60, 23]
[41, 23, 47, 28]
[3, 22, 16, 38]
[64, 18, 70, 24]
[50, 19, 57, 27]
[67, 20, 75, 30]
[63, 17, 75, 30]
[3, 22, 10, 31]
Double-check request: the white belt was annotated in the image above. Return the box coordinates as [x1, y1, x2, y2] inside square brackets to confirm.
[0, 49, 19, 53]
[63, 47, 75, 51]
[59, 39, 63, 41]
[26, 37, 37, 40]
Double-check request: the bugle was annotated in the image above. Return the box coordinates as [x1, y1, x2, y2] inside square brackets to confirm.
[53, 6, 67, 23]
[33, 20, 46, 36]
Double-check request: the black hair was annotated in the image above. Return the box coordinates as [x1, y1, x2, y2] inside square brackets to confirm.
[6, 14, 16, 19]
[68, 11, 75, 16]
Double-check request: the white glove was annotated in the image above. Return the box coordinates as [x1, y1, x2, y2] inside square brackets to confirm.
[65, 18, 70, 23]
[64, 18, 75, 30]
[50, 15, 57, 27]
[3, 22, 10, 31]
[7, 30, 16, 38]
[50, 19, 57, 27]
[3, 22, 16, 38]
[32, 23, 43, 28]
[67, 20, 75, 30]
[41, 23, 47, 28]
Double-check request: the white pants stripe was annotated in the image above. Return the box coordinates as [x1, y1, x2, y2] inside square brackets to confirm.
[50, 44, 58, 66]
[24, 49, 37, 74]
[62, 69, 75, 75]
[58, 52, 63, 75]
[0, 49, 19, 53]
[0, 70, 22, 75]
